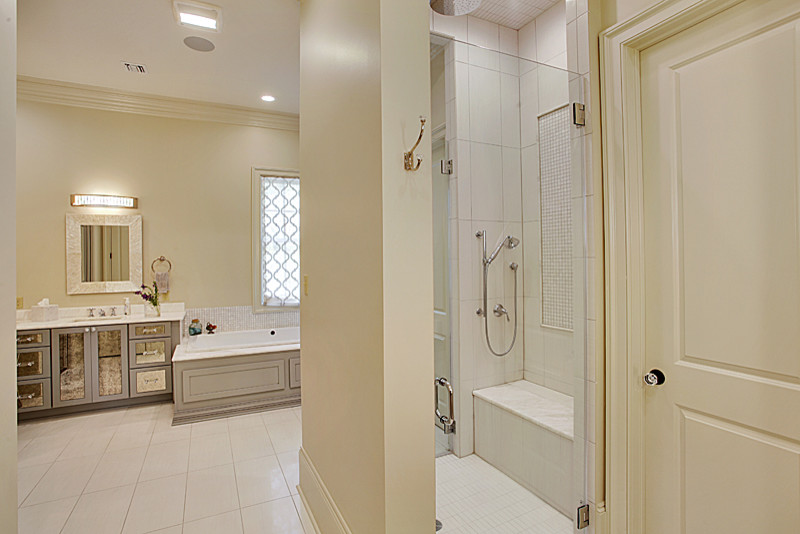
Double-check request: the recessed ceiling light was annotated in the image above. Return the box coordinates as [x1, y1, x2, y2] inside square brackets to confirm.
[173, 1, 222, 32]
[261, 95, 276, 102]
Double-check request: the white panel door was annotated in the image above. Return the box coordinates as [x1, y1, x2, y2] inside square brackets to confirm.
[640, 0, 800, 532]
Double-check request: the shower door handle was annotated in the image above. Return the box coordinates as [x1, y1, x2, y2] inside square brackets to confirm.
[435, 377, 456, 435]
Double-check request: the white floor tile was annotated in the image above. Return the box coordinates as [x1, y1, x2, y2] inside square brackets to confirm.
[261, 408, 299, 426]
[62, 484, 135, 534]
[227, 413, 266, 432]
[17, 434, 71, 468]
[292, 494, 314, 534]
[184, 463, 240, 522]
[139, 439, 190, 482]
[191, 418, 229, 438]
[58, 428, 115, 460]
[23, 454, 101, 506]
[230, 427, 274, 463]
[107, 426, 154, 452]
[189, 433, 233, 471]
[85, 446, 148, 493]
[122, 473, 187, 534]
[277, 451, 299, 496]
[17, 463, 50, 506]
[183, 509, 244, 534]
[235, 455, 290, 508]
[265, 420, 301, 454]
[17, 496, 78, 534]
[150, 423, 192, 445]
[241, 497, 304, 534]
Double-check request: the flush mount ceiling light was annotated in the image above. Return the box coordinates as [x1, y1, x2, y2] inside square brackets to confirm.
[173, 0, 222, 32]
[184, 36, 216, 52]
[261, 95, 276, 102]
[70, 194, 138, 209]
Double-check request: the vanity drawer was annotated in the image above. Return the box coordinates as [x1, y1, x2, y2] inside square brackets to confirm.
[17, 379, 52, 413]
[16, 330, 50, 348]
[130, 365, 173, 397]
[17, 347, 51, 381]
[129, 322, 172, 339]
[129, 338, 173, 369]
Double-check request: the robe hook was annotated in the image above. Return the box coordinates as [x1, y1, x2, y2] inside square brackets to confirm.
[404, 116, 426, 171]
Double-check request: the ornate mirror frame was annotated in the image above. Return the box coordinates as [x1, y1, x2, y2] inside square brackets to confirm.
[66, 214, 143, 294]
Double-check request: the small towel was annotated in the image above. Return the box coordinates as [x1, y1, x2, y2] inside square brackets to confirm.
[155, 271, 170, 293]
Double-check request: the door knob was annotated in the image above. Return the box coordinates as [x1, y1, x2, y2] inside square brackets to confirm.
[644, 369, 666, 387]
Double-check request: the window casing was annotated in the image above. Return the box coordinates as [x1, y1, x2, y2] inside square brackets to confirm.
[252, 168, 300, 310]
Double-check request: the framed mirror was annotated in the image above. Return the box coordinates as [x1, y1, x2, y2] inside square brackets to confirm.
[66, 214, 143, 294]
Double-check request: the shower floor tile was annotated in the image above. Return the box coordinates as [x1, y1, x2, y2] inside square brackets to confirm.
[436, 454, 573, 534]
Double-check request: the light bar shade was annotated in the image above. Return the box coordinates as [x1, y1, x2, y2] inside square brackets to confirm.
[71, 194, 138, 209]
[179, 12, 216, 29]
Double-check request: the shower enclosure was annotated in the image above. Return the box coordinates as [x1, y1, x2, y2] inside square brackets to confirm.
[431, 31, 591, 531]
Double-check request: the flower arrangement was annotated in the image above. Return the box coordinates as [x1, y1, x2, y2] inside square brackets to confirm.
[135, 281, 160, 316]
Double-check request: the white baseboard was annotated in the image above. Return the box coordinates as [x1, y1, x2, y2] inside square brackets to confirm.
[298, 447, 353, 534]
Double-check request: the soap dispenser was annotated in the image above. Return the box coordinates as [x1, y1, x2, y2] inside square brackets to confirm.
[124, 297, 130, 316]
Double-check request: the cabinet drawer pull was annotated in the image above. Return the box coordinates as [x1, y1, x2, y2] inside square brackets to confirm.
[18, 336, 34, 343]
[17, 393, 36, 401]
[141, 350, 161, 356]
[17, 362, 35, 368]
[142, 328, 159, 334]
[143, 378, 160, 385]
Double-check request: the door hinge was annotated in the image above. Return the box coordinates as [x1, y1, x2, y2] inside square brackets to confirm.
[573, 102, 586, 127]
[577, 504, 590, 529]
[440, 159, 453, 175]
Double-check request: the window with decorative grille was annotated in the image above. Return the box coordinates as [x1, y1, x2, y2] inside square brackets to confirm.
[255, 172, 300, 308]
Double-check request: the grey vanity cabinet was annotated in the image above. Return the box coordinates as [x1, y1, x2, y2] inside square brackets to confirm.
[51, 327, 93, 408]
[51, 325, 129, 407]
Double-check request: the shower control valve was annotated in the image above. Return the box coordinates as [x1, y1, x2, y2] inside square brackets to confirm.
[493, 304, 510, 321]
[476, 307, 484, 317]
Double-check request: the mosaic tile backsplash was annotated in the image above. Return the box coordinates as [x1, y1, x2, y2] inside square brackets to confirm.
[183, 305, 299, 339]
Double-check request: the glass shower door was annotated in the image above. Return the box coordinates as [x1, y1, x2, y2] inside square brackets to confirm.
[432, 73, 454, 455]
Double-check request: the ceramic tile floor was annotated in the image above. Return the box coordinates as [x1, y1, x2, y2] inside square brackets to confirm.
[18, 403, 571, 534]
[435, 454, 573, 534]
[17, 402, 306, 534]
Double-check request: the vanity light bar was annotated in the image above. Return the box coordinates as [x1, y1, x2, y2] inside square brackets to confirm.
[70, 194, 138, 209]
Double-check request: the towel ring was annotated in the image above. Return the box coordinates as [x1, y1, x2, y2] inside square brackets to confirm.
[151, 256, 172, 273]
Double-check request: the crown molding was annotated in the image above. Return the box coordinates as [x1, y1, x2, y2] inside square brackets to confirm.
[17, 76, 299, 132]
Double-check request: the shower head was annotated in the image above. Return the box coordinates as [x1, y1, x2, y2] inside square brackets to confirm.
[430, 0, 482, 17]
[486, 235, 520, 265]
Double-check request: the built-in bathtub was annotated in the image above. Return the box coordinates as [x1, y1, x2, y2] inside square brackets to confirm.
[172, 327, 301, 424]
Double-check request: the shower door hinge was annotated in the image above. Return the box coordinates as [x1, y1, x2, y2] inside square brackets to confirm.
[440, 159, 453, 175]
[577, 504, 590, 529]
[573, 102, 586, 127]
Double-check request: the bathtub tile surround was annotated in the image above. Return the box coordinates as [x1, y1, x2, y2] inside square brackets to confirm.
[184, 305, 299, 338]
[16, 404, 307, 534]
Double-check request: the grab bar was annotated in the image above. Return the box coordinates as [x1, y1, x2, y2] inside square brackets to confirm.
[434, 377, 456, 434]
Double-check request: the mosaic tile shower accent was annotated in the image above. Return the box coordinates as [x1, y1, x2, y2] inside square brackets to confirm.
[183, 305, 299, 338]
[538, 106, 573, 331]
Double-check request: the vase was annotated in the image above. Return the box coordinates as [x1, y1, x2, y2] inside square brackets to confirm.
[145, 302, 161, 317]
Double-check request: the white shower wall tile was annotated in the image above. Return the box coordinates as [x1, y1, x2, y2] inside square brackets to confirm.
[468, 46, 500, 71]
[500, 74, 522, 149]
[469, 142, 504, 221]
[183, 306, 298, 338]
[467, 16, 500, 50]
[468, 66, 502, 145]
[499, 25, 519, 56]
[521, 145, 540, 222]
[501, 147, 523, 222]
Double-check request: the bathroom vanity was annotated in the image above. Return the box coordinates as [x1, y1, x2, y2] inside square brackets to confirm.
[16, 311, 184, 419]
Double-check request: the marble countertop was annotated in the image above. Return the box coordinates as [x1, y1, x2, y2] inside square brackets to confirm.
[17, 311, 186, 331]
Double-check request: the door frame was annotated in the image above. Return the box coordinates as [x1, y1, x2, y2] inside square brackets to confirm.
[599, 0, 746, 531]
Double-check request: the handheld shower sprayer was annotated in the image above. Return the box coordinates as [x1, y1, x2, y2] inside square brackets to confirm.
[476, 231, 521, 357]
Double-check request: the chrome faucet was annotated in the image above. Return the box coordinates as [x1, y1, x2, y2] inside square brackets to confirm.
[99, 308, 106, 317]
[88, 307, 95, 317]
[110, 307, 117, 317]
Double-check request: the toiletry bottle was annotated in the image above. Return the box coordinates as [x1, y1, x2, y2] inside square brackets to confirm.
[124, 297, 130, 316]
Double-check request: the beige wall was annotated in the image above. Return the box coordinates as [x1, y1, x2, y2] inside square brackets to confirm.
[16, 100, 298, 309]
[0, 0, 18, 528]
[298, 0, 434, 531]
